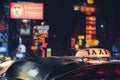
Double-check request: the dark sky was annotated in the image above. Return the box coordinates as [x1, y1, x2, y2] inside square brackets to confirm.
[43, 0, 120, 33]
[44, 0, 77, 38]
[43, 0, 79, 49]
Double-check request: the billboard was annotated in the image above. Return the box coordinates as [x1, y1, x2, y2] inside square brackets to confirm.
[10, 2, 44, 19]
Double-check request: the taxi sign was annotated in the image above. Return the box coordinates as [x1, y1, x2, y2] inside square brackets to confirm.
[75, 48, 111, 58]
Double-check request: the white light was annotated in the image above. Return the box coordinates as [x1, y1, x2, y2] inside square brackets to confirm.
[53, 35, 56, 37]
[100, 25, 104, 28]
[73, 5, 80, 11]
[22, 19, 28, 23]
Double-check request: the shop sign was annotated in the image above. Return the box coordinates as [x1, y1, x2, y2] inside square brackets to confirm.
[10, 2, 44, 19]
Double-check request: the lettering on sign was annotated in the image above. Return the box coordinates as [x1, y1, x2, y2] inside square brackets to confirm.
[85, 49, 108, 55]
[75, 48, 111, 58]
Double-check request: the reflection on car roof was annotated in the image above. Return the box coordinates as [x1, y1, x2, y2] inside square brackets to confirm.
[5, 57, 85, 80]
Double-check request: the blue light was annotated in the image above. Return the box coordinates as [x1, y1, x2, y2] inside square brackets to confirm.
[0, 47, 8, 52]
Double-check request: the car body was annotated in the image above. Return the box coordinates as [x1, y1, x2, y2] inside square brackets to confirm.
[1, 48, 120, 80]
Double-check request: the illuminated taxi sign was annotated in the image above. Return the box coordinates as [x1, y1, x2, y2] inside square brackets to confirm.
[75, 48, 111, 58]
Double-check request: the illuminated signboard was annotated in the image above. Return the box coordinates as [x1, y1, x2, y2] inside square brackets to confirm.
[75, 48, 111, 58]
[33, 25, 49, 39]
[20, 27, 30, 35]
[0, 47, 7, 52]
[10, 2, 44, 19]
[31, 46, 38, 50]
[37, 25, 49, 30]
[81, 4, 96, 13]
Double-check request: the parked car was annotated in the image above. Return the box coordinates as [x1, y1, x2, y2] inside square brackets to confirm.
[1, 48, 120, 80]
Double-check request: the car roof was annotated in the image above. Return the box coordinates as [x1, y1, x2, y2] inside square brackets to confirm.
[5, 57, 84, 80]
[5, 56, 119, 80]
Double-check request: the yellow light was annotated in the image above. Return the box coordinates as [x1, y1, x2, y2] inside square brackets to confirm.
[75, 44, 79, 49]
[78, 35, 85, 39]
[86, 39, 99, 46]
[87, 0, 94, 4]
[78, 40, 82, 46]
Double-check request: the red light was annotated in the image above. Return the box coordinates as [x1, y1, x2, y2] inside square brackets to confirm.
[86, 35, 92, 39]
[86, 16, 96, 21]
[86, 30, 96, 34]
[86, 21, 95, 25]
[71, 39, 75, 47]
[96, 69, 104, 75]
[81, 5, 96, 13]
[115, 78, 120, 80]
[96, 69, 110, 75]
[42, 33, 48, 38]
[86, 26, 96, 30]
[34, 39, 43, 43]
[114, 68, 120, 75]
[42, 42, 48, 48]
[96, 68, 120, 76]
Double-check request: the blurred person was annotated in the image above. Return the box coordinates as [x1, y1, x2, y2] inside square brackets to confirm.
[15, 42, 26, 60]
